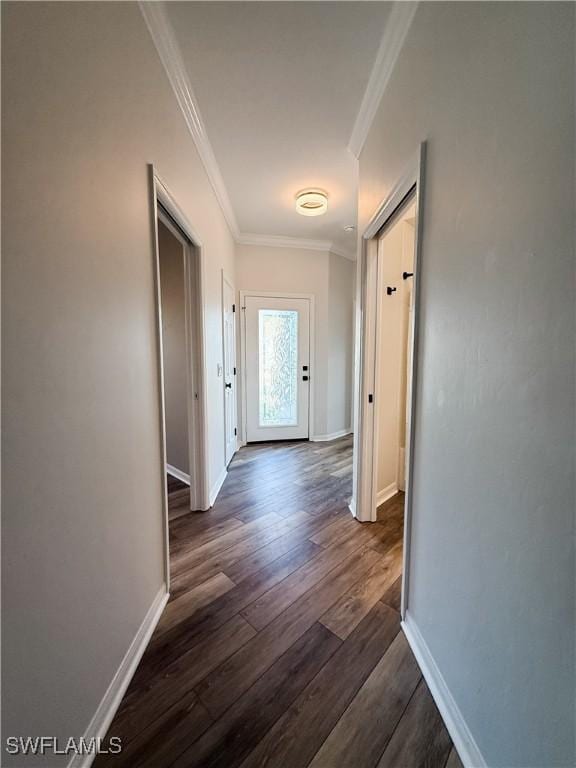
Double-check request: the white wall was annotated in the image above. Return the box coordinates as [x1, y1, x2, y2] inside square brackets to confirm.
[236, 243, 355, 440]
[359, 3, 574, 766]
[2, 2, 234, 763]
[158, 220, 189, 476]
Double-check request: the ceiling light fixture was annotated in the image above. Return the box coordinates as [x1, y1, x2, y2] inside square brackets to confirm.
[295, 189, 328, 217]
[344, 225, 356, 232]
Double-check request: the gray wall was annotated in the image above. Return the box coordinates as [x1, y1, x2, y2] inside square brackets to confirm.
[359, 3, 575, 765]
[2, 2, 235, 763]
[158, 221, 189, 475]
[327, 252, 354, 435]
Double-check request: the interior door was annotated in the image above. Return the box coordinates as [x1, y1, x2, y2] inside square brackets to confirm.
[222, 275, 237, 465]
[244, 295, 310, 442]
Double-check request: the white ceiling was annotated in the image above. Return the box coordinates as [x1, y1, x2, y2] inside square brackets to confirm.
[163, 2, 393, 258]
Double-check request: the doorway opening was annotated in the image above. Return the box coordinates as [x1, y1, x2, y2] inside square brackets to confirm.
[157, 211, 194, 519]
[374, 199, 417, 515]
[351, 143, 425, 619]
[150, 169, 209, 587]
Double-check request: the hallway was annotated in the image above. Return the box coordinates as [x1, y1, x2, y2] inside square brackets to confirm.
[98, 437, 459, 768]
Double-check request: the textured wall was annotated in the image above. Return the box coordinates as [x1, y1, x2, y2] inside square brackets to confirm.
[359, 3, 575, 765]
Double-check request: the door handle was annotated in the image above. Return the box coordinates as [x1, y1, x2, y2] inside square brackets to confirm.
[225, 382, 232, 389]
[302, 375, 309, 381]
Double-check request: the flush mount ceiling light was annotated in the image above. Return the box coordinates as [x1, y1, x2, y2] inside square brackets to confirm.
[295, 189, 328, 217]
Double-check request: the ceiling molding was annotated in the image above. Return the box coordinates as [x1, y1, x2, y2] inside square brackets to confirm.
[348, 1, 418, 159]
[238, 233, 356, 261]
[237, 233, 333, 252]
[139, 1, 240, 238]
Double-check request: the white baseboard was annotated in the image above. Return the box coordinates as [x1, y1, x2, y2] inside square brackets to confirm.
[310, 428, 353, 443]
[68, 586, 169, 768]
[376, 482, 398, 507]
[166, 463, 190, 485]
[209, 467, 227, 506]
[401, 612, 487, 768]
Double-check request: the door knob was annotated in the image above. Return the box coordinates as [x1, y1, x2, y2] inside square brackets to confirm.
[387, 286, 397, 296]
[403, 271, 414, 280]
[225, 382, 232, 389]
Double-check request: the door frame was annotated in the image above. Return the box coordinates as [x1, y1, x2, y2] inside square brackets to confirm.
[239, 290, 315, 444]
[221, 269, 238, 464]
[149, 165, 210, 588]
[351, 142, 426, 619]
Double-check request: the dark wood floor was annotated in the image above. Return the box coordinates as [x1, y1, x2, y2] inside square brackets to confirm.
[167, 474, 194, 521]
[97, 436, 461, 768]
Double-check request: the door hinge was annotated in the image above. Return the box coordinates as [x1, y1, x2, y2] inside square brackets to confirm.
[234, 427, 237, 436]
[233, 367, 237, 375]
[368, 393, 374, 403]
[232, 303, 236, 313]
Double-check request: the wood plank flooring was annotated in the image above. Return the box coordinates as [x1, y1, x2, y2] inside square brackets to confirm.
[97, 436, 461, 768]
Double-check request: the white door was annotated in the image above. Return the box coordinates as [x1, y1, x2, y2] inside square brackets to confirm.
[222, 275, 237, 465]
[244, 295, 310, 442]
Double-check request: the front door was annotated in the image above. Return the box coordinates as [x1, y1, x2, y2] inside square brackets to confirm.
[244, 295, 310, 442]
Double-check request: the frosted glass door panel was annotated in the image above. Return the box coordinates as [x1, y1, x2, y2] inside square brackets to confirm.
[258, 309, 298, 427]
[245, 296, 310, 442]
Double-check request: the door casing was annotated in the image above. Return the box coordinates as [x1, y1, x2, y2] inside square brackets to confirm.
[222, 270, 237, 464]
[149, 165, 210, 589]
[351, 142, 426, 619]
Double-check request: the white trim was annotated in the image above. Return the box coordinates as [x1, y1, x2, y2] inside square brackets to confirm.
[348, 498, 357, 519]
[237, 233, 331, 252]
[310, 428, 352, 443]
[351, 143, 426, 624]
[139, 2, 239, 238]
[363, 151, 421, 241]
[376, 481, 398, 507]
[348, 2, 418, 158]
[238, 233, 355, 261]
[239, 291, 316, 444]
[68, 587, 169, 768]
[209, 467, 228, 507]
[222, 270, 238, 466]
[150, 167, 212, 589]
[166, 464, 190, 486]
[402, 613, 487, 768]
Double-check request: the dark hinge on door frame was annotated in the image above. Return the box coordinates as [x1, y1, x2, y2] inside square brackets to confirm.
[232, 303, 236, 313]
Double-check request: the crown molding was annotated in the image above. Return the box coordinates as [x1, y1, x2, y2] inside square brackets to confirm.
[237, 232, 331, 252]
[139, 1, 240, 238]
[348, 1, 418, 159]
[238, 233, 356, 261]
